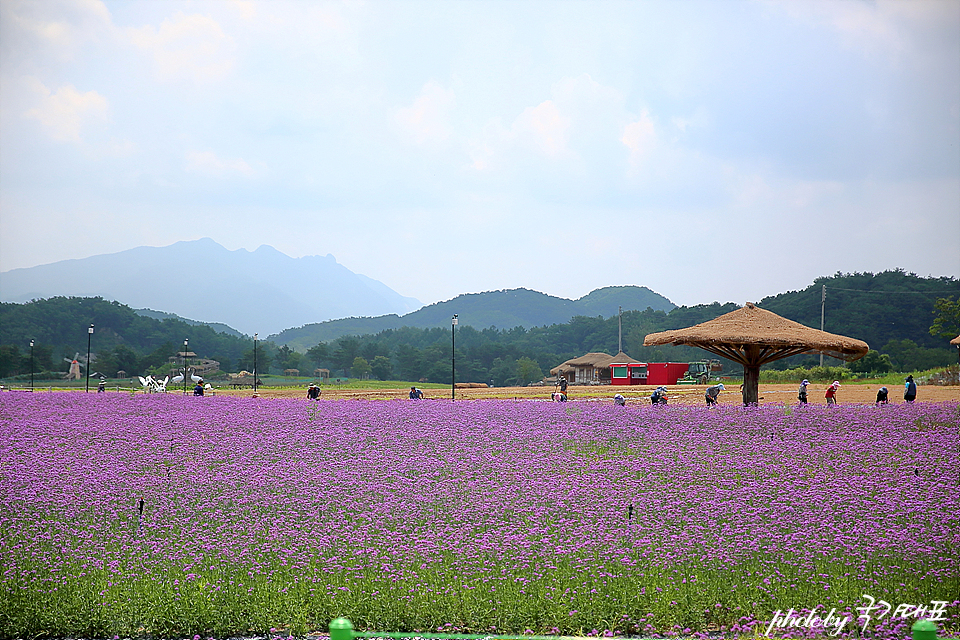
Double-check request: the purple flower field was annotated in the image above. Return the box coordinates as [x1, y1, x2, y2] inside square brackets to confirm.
[1, 393, 957, 639]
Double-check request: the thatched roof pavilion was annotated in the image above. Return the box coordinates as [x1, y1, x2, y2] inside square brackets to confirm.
[643, 302, 869, 404]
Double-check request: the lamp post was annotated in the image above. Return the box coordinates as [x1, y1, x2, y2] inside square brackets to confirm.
[451, 314, 458, 400]
[85, 324, 94, 392]
[183, 338, 189, 395]
[253, 333, 259, 395]
[29, 340, 34, 392]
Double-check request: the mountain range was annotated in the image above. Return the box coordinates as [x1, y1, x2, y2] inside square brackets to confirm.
[0, 238, 421, 336]
[270, 286, 675, 350]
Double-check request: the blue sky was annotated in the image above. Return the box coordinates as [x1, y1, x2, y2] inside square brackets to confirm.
[1, 0, 958, 308]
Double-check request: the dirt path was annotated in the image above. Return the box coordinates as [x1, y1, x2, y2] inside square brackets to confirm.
[215, 383, 960, 405]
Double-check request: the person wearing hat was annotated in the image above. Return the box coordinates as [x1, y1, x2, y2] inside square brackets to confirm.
[798, 379, 809, 404]
[904, 375, 917, 403]
[307, 384, 321, 400]
[705, 383, 724, 406]
[651, 386, 668, 405]
[825, 381, 840, 405]
[876, 386, 889, 405]
[614, 394, 626, 406]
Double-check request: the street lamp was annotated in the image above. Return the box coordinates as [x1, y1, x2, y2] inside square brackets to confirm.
[85, 324, 94, 392]
[29, 340, 34, 392]
[253, 333, 259, 395]
[451, 314, 458, 400]
[183, 338, 189, 395]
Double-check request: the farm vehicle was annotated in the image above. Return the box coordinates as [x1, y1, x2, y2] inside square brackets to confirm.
[677, 359, 722, 385]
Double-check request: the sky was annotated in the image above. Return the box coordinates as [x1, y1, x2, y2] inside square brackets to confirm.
[1, 0, 958, 309]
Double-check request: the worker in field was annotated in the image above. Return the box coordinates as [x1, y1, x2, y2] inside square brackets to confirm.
[307, 384, 321, 400]
[798, 379, 809, 404]
[876, 387, 889, 405]
[409, 386, 424, 399]
[614, 394, 626, 406]
[650, 386, 667, 405]
[904, 375, 917, 402]
[705, 383, 724, 406]
[825, 381, 840, 405]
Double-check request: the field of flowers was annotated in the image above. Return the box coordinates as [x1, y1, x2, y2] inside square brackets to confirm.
[1, 393, 957, 639]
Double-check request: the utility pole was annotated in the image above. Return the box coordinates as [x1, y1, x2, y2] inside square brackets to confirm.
[618, 306, 622, 354]
[451, 314, 458, 400]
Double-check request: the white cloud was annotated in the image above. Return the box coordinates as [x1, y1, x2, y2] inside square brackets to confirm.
[125, 11, 235, 82]
[511, 99, 570, 158]
[395, 81, 456, 145]
[185, 150, 256, 177]
[621, 111, 656, 168]
[23, 78, 108, 142]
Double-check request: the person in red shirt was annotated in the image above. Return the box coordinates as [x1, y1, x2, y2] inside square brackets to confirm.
[825, 381, 840, 405]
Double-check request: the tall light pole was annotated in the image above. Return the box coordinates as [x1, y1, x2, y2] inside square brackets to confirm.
[85, 324, 94, 392]
[253, 333, 259, 394]
[183, 338, 189, 395]
[451, 314, 458, 400]
[29, 339, 34, 392]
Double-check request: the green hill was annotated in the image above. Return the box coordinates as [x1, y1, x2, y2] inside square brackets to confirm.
[271, 285, 675, 350]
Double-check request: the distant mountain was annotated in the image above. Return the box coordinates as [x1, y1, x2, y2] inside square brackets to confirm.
[271, 285, 675, 350]
[133, 308, 245, 338]
[0, 238, 422, 336]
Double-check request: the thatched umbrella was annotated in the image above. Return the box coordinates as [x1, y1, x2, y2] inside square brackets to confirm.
[643, 302, 869, 404]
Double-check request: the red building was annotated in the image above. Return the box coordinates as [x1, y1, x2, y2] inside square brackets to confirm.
[645, 362, 691, 385]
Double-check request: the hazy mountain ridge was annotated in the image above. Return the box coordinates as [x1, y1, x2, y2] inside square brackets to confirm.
[271, 285, 676, 350]
[0, 238, 422, 336]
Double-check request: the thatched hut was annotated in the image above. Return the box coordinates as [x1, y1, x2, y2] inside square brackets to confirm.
[550, 351, 640, 384]
[643, 302, 868, 404]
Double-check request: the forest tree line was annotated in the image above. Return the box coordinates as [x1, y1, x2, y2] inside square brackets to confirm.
[1, 270, 957, 383]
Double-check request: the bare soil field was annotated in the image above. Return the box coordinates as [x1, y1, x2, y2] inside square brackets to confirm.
[216, 382, 960, 405]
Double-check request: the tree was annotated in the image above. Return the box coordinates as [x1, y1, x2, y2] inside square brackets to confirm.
[930, 297, 960, 340]
[350, 356, 372, 379]
[370, 355, 393, 381]
[277, 345, 302, 371]
[237, 346, 271, 373]
[847, 350, 893, 374]
[305, 343, 329, 366]
[516, 356, 543, 386]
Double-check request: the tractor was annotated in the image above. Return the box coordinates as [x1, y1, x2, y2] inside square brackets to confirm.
[678, 359, 722, 385]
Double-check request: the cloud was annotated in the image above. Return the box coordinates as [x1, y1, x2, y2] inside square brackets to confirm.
[395, 81, 456, 145]
[125, 11, 235, 82]
[512, 100, 571, 158]
[185, 151, 256, 177]
[23, 78, 108, 142]
[621, 111, 656, 168]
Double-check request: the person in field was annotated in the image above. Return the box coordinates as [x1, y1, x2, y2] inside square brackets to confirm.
[825, 381, 840, 405]
[307, 384, 321, 400]
[798, 379, 809, 404]
[614, 394, 626, 406]
[705, 383, 724, 405]
[876, 387, 889, 405]
[409, 386, 424, 399]
[651, 386, 668, 405]
[904, 375, 917, 402]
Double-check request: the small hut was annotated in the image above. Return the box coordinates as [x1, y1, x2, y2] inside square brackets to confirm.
[643, 302, 869, 404]
[550, 351, 640, 384]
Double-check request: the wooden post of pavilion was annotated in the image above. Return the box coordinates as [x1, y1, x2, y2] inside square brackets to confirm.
[643, 303, 869, 405]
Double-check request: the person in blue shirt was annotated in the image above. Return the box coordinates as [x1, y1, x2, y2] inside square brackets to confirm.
[903, 375, 917, 402]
